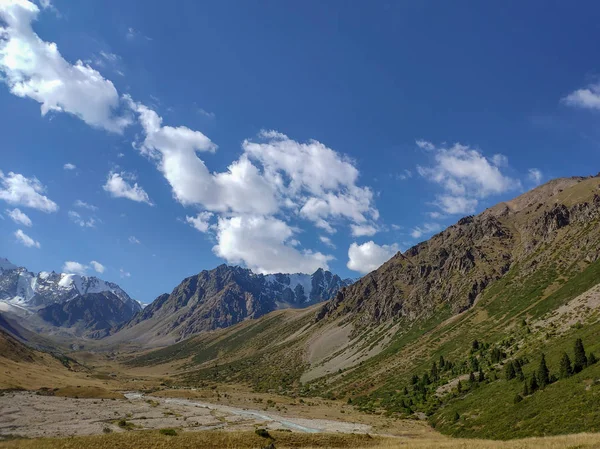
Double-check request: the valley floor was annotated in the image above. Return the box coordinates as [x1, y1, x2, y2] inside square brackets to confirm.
[3, 389, 600, 448]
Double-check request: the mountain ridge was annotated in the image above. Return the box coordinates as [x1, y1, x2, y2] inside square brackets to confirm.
[112, 264, 353, 345]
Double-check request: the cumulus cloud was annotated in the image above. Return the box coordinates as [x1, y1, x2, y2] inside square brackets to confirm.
[347, 241, 399, 274]
[103, 171, 153, 205]
[528, 168, 543, 185]
[68, 210, 95, 227]
[119, 268, 131, 278]
[14, 229, 40, 248]
[62, 261, 87, 274]
[416, 141, 519, 215]
[130, 102, 277, 215]
[562, 83, 600, 110]
[7, 208, 32, 226]
[0, 0, 131, 132]
[90, 260, 105, 273]
[63, 163, 76, 170]
[244, 131, 378, 231]
[186, 211, 213, 233]
[350, 224, 378, 237]
[0, 171, 58, 212]
[128, 235, 140, 244]
[213, 215, 332, 274]
[411, 222, 443, 239]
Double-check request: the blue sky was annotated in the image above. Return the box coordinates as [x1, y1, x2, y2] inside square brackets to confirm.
[1, 0, 600, 303]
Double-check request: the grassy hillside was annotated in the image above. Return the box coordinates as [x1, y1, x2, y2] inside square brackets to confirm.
[124, 176, 600, 439]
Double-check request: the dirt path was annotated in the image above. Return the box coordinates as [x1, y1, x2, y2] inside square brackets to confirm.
[0, 391, 371, 439]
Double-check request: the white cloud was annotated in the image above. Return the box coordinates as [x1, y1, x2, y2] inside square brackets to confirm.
[244, 131, 378, 231]
[128, 235, 140, 244]
[319, 235, 336, 249]
[119, 268, 131, 278]
[186, 211, 213, 233]
[213, 215, 332, 274]
[416, 141, 519, 215]
[410, 222, 443, 239]
[491, 154, 508, 167]
[416, 139, 435, 151]
[125, 27, 150, 41]
[63, 163, 76, 170]
[63, 261, 87, 275]
[0, 171, 58, 212]
[197, 108, 215, 118]
[90, 260, 105, 273]
[397, 169, 412, 180]
[347, 241, 398, 274]
[528, 168, 543, 185]
[435, 194, 478, 215]
[73, 199, 97, 211]
[130, 102, 277, 215]
[562, 83, 600, 110]
[68, 210, 95, 227]
[103, 171, 153, 205]
[350, 223, 378, 237]
[0, 1, 131, 132]
[14, 229, 40, 248]
[6, 208, 32, 226]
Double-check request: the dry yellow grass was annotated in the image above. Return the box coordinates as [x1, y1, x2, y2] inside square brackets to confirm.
[3, 430, 600, 449]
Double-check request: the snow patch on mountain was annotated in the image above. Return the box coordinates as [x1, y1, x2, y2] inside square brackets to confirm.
[0, 257, 140, 314]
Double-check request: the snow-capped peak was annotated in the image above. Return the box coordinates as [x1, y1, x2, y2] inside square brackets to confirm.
[0, 257, 140, 314]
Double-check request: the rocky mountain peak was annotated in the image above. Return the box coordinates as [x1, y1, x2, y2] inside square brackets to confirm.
[316, 176, 600, 330]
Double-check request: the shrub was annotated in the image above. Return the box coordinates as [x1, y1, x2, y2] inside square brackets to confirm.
[255, 428, 272, 439]
[159, 428, 177, 436]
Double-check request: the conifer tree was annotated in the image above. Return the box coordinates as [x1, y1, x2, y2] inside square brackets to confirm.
[469, 372, 476, 384]
[505, 361, 516, 380]
[403, 386, 409, 395]
[457, 380, 463, 393]
[588, 352, 598, 366]
[439, 355, 446, 370]
[431, 362, 439, 381]
[574, 338, 587, 373]
[478, 370, 485, 382]
[538, 353, 550, 388]
[522, 382, 530, 396]
[529, 372, 538, 393]
[515, 362, 525, 381]
[559, 352, 573, 379]
[411, 374, 419, 385]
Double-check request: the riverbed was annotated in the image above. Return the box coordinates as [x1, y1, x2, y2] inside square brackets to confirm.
[0, 391, 371, 438]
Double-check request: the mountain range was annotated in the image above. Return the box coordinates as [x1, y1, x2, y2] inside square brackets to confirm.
[0, 258, 352, 342]
[112, 265, 353, 344]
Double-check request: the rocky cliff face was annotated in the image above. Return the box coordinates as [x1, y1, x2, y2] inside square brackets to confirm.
[118, 265, 352, 341]
[317, 176, 600, 329]
[37, 292, 137, 338]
